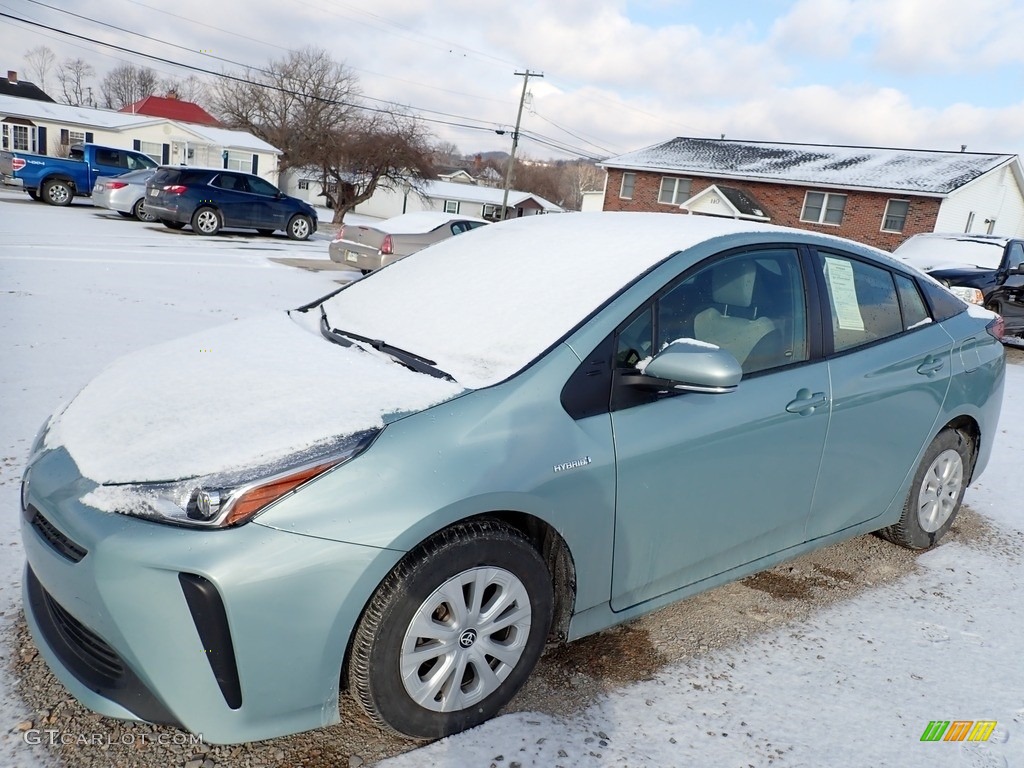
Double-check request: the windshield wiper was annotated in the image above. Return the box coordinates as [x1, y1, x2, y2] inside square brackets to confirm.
[320, 307, 455, 382]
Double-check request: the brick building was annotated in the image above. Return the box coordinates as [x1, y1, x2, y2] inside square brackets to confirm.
[600, 137, 1024, 250]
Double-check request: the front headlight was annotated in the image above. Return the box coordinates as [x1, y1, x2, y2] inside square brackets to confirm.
[947, 285, 985, 305]
[84, 429, 379, 529]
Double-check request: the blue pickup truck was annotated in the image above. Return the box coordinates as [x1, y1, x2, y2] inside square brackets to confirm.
[0, 143, 158, 206]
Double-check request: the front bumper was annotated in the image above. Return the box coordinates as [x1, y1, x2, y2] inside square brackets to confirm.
[21, 448, 402, 744]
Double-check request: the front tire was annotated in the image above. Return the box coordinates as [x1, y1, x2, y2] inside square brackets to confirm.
[880, 428, 972, 550]
[349, 520, 552, 740]
[286, 214, 312, 241]
[191, 206, 222, 236]
[42, 179, 73, 206]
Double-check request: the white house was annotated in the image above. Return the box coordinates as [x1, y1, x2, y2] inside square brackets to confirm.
[0, 94, 281, 183]
[283, 172, 562, 220]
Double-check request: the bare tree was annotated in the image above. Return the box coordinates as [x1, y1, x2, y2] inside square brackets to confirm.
[158, 74, 210, 107]
[100, 63, 159, 109]
[23, 46, 56, 94]
[432, 141, 461, 165]
[316, 110, 436, 223]
[210, 46, 436, 223]
[56, 58, 95, 106]
[560, 161, 606, 210]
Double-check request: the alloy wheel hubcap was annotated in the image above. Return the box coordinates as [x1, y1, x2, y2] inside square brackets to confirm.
[50, 186, 69, 203]
[400, 566, 532, 712]
[197, 211, 217, 232]
[292, 219, 309, 238]
[917, 448, 964, 533]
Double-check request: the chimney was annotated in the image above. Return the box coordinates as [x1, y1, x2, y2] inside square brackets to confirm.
[6, 70, 16, 84]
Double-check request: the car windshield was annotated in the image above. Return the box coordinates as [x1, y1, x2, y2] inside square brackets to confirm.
[319, 212, 769, 390]
[895, 237, 1005, 270]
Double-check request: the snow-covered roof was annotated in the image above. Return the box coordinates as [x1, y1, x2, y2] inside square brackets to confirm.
[0, 94, 278, 154]
[420, 179, 563, 212]
[602, 137, 1018, 196]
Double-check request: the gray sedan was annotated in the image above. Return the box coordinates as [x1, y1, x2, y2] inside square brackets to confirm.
[329, 211, 488, 272]
[92, 168, 158, 222]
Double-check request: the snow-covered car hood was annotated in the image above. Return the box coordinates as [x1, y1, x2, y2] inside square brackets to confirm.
[44, 311, 464, 484]
[896, 253, 984, 272]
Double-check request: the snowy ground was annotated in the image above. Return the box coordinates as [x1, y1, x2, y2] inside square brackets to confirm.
[1, 187, 1022, 767]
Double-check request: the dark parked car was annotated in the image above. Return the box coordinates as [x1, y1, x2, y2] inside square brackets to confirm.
[145, 167, 318, 240]
[894, 233, 1024, 338]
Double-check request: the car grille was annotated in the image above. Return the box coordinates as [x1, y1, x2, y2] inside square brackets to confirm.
[27, 505, 87, 563]
[27, 567, 125, 687]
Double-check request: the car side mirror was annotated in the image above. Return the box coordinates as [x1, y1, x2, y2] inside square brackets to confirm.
[626, 340, 742, 394]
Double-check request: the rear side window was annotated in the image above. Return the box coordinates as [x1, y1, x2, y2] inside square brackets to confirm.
[918, 278, 967, 322]
[180, 170, 212, 185]
[816, 251, 902, 353]
[894, 274, 931, 330]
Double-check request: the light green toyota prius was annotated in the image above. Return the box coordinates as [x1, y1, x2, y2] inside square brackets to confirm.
[20, 212, 1004, 743]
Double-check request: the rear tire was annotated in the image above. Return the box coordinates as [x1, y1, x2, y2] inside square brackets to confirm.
[42, 179, 73, 206]
[191, 206, 222, 236]
[349, 520, 552, 740]
[161, 219, 186, 230]
[879, 428, 972, 550]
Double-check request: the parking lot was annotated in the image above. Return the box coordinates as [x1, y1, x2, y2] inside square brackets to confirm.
[1, 188, 1022, 768]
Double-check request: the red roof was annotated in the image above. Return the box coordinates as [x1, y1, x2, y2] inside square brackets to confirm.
[119, 95, 221, 126]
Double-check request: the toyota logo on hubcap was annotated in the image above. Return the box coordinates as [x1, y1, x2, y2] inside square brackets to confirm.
[459, 629, 477, 648]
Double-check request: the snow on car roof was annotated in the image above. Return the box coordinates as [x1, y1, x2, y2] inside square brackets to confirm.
[367, 211, 490, 235]
[323, 212, 787, 389]
[894, 233, 1008, 270]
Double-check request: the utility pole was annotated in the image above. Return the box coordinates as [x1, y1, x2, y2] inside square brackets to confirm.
[500, 70, 543, 221]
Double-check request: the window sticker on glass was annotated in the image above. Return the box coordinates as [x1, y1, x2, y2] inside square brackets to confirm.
[824, 257, 865, 331]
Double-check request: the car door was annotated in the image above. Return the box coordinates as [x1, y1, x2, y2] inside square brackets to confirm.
[990, 241, 1024, 332]
[803, 249, 953, 541]
[209, 172, 251, 227]
[609, 247, 831, 611]
[246, 175, 290, 230]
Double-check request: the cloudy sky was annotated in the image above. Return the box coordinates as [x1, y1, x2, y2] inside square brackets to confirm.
[3, 0, 1024, 161]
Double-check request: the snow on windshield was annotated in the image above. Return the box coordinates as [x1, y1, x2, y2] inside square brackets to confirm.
[323, 212, 776, 389]
[895, 236, 1005, 270]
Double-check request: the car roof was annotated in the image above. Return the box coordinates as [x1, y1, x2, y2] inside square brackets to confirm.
[371, 211, 489, 235]
[322, 211, 889, 390]
[893, 232, 1010, 270]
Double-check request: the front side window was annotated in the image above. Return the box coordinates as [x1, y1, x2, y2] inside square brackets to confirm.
[247, 176, 279, 196]
[615, 248, 808, 376]
[817, 251, 902, 352]
[95, 148, 122, 167]
[882, 199, 910, 232]
[801, 191, 847, 225]
[444, 200, 460, 214]
[658, 177, 692, 205]
[619, 172, 636, 199]
[1007, 242, 1024, 271]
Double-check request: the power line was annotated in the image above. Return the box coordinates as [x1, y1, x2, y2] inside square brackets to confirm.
[1, 9, 607, 160]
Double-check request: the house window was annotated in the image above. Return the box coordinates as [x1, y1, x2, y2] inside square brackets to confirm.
[658, 177, 692, 205]
[801, 191, 846, 225]
[444, 200, 460, 214]
[619, 172, 636, 199]
[138, 141, 162, 164]
[482, 204, 497, 218]
[881, 199, 909, 232]
[1, 124, 6, 150]
[226, 151, 252, 174]
[986, 218, 996, 234]
[965, 212, 975, 233]
[298, 179, 310, 190]
[11, 124, 35, 152]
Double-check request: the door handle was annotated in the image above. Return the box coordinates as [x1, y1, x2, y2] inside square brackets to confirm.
[917, 356, 945, 376]
[785, 389, 828, 415]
